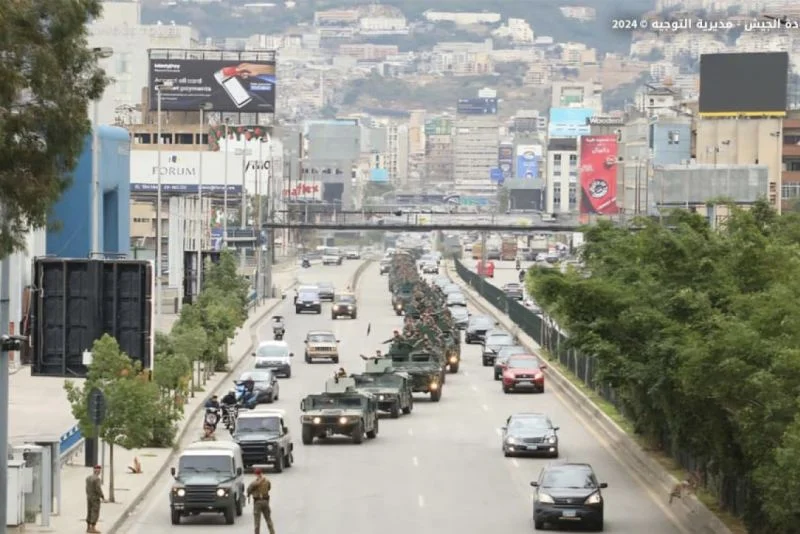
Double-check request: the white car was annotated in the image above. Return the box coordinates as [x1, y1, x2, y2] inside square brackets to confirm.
[252, 341, 293, 378]
[421, 262, 439, 274]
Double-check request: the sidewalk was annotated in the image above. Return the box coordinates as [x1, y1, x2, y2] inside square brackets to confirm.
[8, 269, 298, 533]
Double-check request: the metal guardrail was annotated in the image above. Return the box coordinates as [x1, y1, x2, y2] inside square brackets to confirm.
[59, 425, 84, 465]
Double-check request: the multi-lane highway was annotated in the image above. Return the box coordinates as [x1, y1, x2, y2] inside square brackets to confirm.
[115, 258, 685, 534]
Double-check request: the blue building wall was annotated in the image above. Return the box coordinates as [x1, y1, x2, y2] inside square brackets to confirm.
[650, 122, 692, 166]
[47, 125, 131, 258]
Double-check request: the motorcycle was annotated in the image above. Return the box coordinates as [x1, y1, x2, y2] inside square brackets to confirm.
[301, 257, 311, 268]
[272, 316, 285, 340]
[203, 407, 221, 430]
[221, 403, 238, 432]
[515, 259, 521, 270]
[234, 381, 258, 409]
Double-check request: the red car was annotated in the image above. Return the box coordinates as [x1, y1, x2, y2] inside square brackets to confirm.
[476, 260, 495, 277]
[502, 356, 546, 393]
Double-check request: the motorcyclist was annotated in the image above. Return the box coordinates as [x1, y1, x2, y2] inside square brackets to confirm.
[335, 367, 347, 379]
[204, 395, 220, 410]
[515, 258, 521, 270]
[519, 269, 525, 283]
[221, 389, 237, 406]
[301, 256, 311, 268]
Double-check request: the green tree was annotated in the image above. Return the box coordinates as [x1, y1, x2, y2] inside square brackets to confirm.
[0, 0, 109, 258]
[525, 203, 800, 531]
[496, 187, 510, 212]
[64, 335, 166, 502]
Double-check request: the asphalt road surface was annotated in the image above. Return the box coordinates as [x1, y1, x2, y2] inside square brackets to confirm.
[115, 259, 685, 534]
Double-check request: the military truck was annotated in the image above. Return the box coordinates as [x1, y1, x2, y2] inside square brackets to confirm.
[169, 441, 245, 525]
[391, 283, 413, 315]
[299, 377, 379, 444]
[232, 409, 294, 473]
[388, 349, 444, 402]
[351, 358, 413, 418]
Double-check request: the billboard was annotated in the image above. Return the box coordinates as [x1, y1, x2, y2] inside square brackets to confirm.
[699, 52, 788, 116]
[498, 142, 514, 179]
[457, 98, 498, 115]
[580, 135, 619, 215]
[149, 57, 276, 113]
[516, 145, 542, 179]
[548, 107, 594, 138]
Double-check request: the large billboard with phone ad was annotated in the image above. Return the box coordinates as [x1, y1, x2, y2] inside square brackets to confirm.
[148, 58, 276, 113]
[579, 135, 619, 215]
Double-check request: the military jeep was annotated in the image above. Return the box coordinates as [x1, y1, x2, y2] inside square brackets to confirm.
[299, 377, 379, 444]
[232, 409, 294, 473]
[351, 358, 413, 418]
[388, 350, 444, 402]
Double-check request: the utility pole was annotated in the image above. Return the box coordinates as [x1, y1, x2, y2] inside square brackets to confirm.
[255, 139, 264, 303]
[223, 119, 230, 248]
[1, 335, 25, 532]
[197, 103, 212, 296]
[266, 140, 275, 298]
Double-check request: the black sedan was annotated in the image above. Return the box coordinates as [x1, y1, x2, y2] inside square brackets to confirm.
[502, 413, 558, 457]
[237, 370, 279, 404]
[482, 329, 516, 366]
[331, 294, 357, 319]
[316, 282, 335, 301]
[465, 315, 495, 344]
[531, 463, 607, 531]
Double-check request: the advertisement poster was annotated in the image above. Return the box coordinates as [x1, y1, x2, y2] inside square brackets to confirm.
[548, 107, 593, 138]
[490, 168, 504, 184]
[149, 58, 276, 113]
[498, 143, 514, 178]
[579, 135, 619, 215]
[515, 145, 542, 179]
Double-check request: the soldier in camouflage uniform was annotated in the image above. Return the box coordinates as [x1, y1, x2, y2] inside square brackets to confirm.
[247, 468, 276, 534]
[85, 464, 104, 533]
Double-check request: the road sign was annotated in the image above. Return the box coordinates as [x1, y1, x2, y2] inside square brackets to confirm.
[88, 388, 107, 427]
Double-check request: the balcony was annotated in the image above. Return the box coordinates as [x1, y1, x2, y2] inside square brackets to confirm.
[782, 170, 800, 184]
[783, 143, 800, 157]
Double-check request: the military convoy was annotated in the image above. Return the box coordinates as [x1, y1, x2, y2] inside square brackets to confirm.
[351, 358, 414, 417]
[299, 377, 380, 444]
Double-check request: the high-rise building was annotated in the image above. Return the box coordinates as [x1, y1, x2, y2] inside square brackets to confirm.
[452, 115, 500, 196]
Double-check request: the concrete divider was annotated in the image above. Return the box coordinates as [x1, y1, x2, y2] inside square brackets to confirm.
[444, 261, 732, 534]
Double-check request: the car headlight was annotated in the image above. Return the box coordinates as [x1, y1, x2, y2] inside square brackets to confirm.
[429, 382, 439, 390]
[449, 356, 457, 363]
[174, 488, 186, 497]
[547, 436, 556, 444]
[314, 300, 320, 304]
[505, 437, 517, 445]
[333, 305, 340, 310]
[537, 492, 554, 504]
[313, 417, 321, 424]
[584, 492, 602, 505]
[378, 395, 385, 401]
[267, 444, 275, 450]
[339, 416, 348, 424]
[216, 488, 228, 497]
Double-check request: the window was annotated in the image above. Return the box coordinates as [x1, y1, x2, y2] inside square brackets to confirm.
[568, 183, 577, 203]
[553, 184, 561, 205]
[782, 183, 800, 199]
[553, 154, 562, 164]
[568, 154, 577, 166]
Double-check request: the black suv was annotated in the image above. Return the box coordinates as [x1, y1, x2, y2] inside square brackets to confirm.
[465, 315, 495, 344]
[530, 463, 607, 531]
[295, 288, 321, 314]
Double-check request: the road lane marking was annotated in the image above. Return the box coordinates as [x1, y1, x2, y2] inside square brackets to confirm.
[511, 459, 520, 468]
[481, 403, 489, 412]
[548, 387, 692, 534]
[463, 370, 470, 376]
[471, 384, 478, 392]
[418, 494, 425, 508]
[408, 428, 414, 436]
[412, 456, 419, 467]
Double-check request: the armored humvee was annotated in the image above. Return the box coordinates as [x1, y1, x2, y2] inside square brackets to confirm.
[351, 358, 413, 418]
[232, 409, 294, 473]
[299, 377, 379, 444]
[387, 349, 444, 402]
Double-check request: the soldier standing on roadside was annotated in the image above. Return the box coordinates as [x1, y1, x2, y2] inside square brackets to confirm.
[85, 464, 104, 533]
[247, 468, 276, 534]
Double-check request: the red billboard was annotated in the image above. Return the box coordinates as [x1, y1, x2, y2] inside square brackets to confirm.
[579, 135, 619, 215]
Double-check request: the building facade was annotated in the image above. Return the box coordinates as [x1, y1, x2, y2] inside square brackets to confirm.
[303, 119, 360, 207]
[47, 126, 132, 258]
[452, 115, 499, 196]
[545, 138, 578, 214]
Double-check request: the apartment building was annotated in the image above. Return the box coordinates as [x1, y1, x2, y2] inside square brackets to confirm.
[551, 81, 603, 113]
[338, 44, 399, 61]
[452, 115, 500, 196]
[545, 138, 578, 214]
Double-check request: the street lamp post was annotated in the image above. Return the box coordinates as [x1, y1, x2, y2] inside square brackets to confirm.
[90, 47, 113, 256]
[223, 119, 230, 247]
[197, 103, 212, 296]
[154, 80, 172, 329]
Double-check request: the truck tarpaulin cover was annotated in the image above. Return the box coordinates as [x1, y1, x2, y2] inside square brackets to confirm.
[579, 135, 619, 215]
